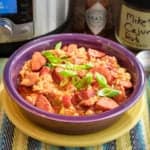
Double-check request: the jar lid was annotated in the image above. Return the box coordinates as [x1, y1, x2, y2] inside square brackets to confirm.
[125, 0, 150, 10]
[136, 51, 150, 74]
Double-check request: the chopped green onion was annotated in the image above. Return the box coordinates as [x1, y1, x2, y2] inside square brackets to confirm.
[62, 63, 93, 71]
[60, 78, 69, 87]
[73, 72, 93, 90]
[76, 80, 83, 89]
[46, 63, 53, 68]
[60, 56, 70, 59]
[55, 41, 62, 50]
[74, 63, 93, 70]
[59, 70, 77, 77]
[50, 63, 65, 68]
[95, 72, 108, 88]
[72, 76, 81, 86]
[97, 87, 120, 98]
[85, 72, 93, 85]
[65, 63, 74, 70]
[42, 51, 62, 64]
[44, 56, 93, 71]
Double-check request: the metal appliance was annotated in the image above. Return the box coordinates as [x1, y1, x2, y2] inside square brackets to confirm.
[0, 0, 71, 56]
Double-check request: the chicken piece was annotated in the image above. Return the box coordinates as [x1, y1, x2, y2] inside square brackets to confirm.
[20, 72, 39, 87]
[26, 93, 38, 105]
[85, 109, 95, 115]
[32, 74, 54, 94]
[67, 44, 78, 53]
[59, 106, 78, 116]
[19, 60, 32, 78]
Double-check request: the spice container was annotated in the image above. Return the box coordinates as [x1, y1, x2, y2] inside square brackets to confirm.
[115, 0, 150, 51]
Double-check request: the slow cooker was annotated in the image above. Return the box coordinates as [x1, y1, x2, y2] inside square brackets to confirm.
[0, 0, 71, 56]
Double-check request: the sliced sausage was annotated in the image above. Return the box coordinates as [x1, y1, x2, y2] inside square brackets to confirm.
[95, 97, 119, 111]
[31, 52, 46, 71]
[79, 99, 94, 107]
[52, 67, 63, 84]
[90, 66, 113, 84]
[35, 94, 54, 113]
[78, 88, 95, 100]
[114, 86, 127, 103]
[88, 48, 106, 58]
[71, 93, 81, 105]
[62, 95, 72, 108]
[40, 66, 51, 76]
[119, 80, 133, 88]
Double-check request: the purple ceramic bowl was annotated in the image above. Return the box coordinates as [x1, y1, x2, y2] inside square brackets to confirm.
[3, 33, 145, 134]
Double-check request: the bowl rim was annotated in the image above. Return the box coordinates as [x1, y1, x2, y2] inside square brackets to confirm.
[3, 33, 145, 123]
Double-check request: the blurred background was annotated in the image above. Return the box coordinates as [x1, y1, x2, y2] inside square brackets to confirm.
[0, 0, 121, 57]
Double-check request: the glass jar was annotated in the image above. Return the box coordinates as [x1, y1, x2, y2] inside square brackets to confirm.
[115, 0, 150, 51]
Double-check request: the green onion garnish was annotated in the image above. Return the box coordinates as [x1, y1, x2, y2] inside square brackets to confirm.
[42, 51, 62, 64]
[56, 63, 93, 71]
[59, 70, 77, 77]
[97, 87, 120, 98]
[55, 41, 62, 50]
[85, 72, 93, 85]
[73, 72, 93, 90]
[95, 72, 108, 88]
[74, 63, 93, 70]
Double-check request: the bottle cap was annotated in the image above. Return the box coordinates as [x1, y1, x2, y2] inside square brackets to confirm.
[125, 0, 150, 10]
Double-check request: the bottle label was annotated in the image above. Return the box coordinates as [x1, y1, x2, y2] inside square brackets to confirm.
[85, 2, 107, 35]
[118, 4, 150, 49]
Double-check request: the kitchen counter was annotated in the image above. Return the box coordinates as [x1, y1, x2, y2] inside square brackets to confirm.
[0, 58, 150, 150]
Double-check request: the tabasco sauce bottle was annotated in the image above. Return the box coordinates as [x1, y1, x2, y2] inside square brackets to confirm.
[85, 0, 112, 36]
